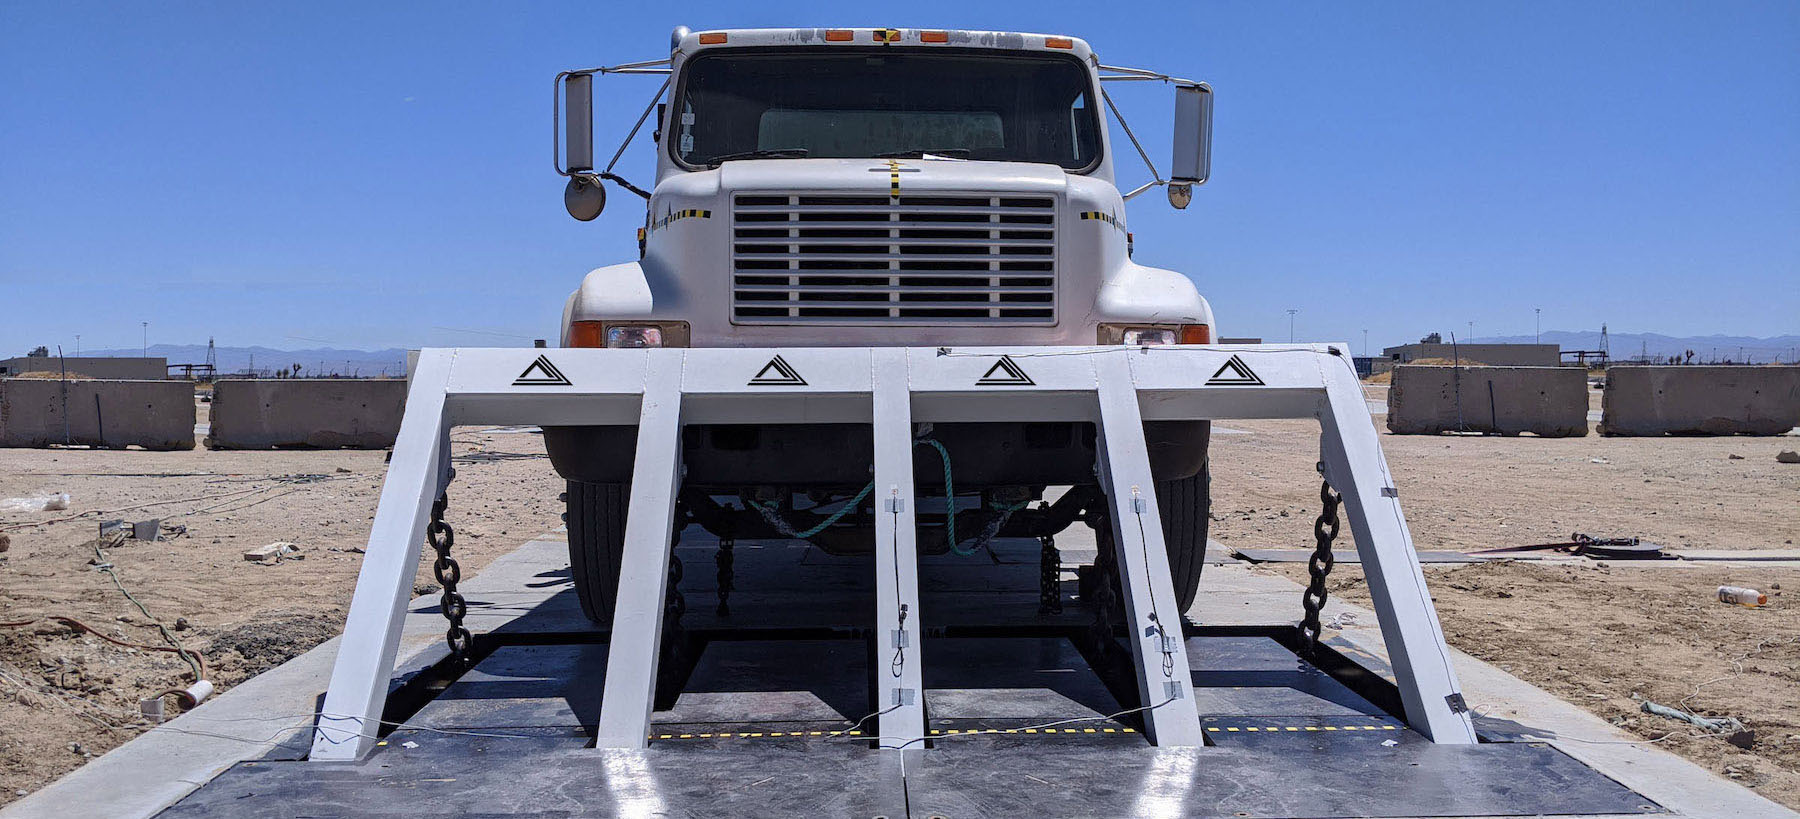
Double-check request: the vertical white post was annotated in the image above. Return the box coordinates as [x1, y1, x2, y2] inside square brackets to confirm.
[594, 349, 688, 748]
[1317, 346, 1478, 743]
[870, 348, 925, 752]
[312, 351, 454, 760]
[1091, 353, 1205, 747]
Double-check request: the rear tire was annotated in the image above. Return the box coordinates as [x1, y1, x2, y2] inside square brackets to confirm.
[1156, 461, 1211, 612]
[566, 480, 627, 625]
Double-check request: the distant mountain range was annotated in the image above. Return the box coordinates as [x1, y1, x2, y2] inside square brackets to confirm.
[82, 344, 411, 377]
[1468, 332, 1799, 364]
[57, 333, 1800, 373]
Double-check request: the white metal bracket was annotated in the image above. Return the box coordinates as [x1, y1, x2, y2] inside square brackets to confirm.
[309, 344, 1477, 761]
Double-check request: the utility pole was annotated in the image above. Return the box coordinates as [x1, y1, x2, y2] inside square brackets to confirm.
[1286, 309, 1298, 343]
[1534, 308, 1541, 344]
[141, 322, 148, 358]
[1467, 321, 1474, 343]
[74, 334, 80, 357]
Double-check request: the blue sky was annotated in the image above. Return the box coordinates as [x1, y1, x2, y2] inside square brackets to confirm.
[2, 1, 1795, 355]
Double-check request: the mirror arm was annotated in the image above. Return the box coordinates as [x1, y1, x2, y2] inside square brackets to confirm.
[1099, 85, 1164, 191]
[1097, 64, 1200, 86]
[598, 172, 652, 201]
[1121, 180, 1165, 201]
[602, 76, 671, 174]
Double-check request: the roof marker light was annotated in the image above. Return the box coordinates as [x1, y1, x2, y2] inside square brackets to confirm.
[1045, 37, 1073, 49]
[825, 29, 854, 41]
[698, 32, 727, 44]
[921, 30, 948, 43]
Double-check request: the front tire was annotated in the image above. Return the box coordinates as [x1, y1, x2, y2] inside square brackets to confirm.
[566, 480, 627, 625]
[1156, 461, 1211, 612]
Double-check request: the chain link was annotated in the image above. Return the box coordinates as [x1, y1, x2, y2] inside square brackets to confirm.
[427, 492, 473, 665]
[1038, 533, 1063, 615]
[1298, 480, 1342, 656]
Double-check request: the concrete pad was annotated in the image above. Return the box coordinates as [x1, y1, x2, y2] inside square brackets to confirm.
[1230, 547, 1491, 564]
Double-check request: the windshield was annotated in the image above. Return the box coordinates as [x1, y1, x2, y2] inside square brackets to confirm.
[671, 49, 1101, 170]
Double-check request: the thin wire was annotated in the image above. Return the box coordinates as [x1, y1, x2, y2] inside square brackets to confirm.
[1129, 491, 1176, 679]
[0, 614, 205, 679]
[887, 494, 907, 679]
[1678, 634, 1799, 714]
[829, 703, 902, 740]
[91, 537, 206, 681]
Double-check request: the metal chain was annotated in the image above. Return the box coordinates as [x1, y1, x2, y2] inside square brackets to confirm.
[1299, 480, 1342, 656]
[1038, 534, 1063, 615]
[427, 492, 472, 666]
[715, 537, 735, 617]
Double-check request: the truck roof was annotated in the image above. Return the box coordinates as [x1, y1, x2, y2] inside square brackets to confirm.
[676, 27, 1094, 61]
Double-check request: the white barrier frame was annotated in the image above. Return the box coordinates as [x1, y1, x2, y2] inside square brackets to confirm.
[310, 344, 1476, 761]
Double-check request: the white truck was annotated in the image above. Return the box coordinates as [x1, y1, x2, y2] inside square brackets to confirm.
[549, 26, 1218, 624]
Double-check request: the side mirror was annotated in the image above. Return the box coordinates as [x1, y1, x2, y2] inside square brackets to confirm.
[563, 72, 594, 173]
[1169, 83, 1212, 209]
[560, 72, 605, 220]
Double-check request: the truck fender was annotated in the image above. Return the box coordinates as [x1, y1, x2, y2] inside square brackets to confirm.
[1095, 261, 1216, 329]
[560, 262, 658, 345]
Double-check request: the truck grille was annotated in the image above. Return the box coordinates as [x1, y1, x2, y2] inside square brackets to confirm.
[731, 194, 1056, 325]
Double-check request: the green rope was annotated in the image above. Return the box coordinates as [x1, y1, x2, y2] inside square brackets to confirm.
[748, 437, 978, 555]
[913, 438, 970, 555]
[751, 481, 875, 540]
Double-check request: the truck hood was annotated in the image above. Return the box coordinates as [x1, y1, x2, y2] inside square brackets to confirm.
[697, 158, 1073, 196]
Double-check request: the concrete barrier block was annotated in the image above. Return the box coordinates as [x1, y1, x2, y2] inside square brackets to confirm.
[1601, 366, 1800, 436]
[0, 378, 196, 450]
[1386, 365, 1588, 437]
[207, 379, 407, 449]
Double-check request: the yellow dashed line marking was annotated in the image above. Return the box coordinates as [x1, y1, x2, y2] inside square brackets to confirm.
[644, 722, 1392, 743]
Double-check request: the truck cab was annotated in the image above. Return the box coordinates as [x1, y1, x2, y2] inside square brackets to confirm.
[547, 27, 1219, 624]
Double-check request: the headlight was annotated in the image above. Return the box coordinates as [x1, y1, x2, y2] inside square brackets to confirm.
[1097, 323, 1211, 345]
[567, 320, 691, 348]
[606, 326, 663, 348]
[1124, 327, 1177, 346]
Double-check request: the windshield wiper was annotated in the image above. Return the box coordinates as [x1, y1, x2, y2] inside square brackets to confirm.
[707, 148, 810, 167]
[873, 148, 972, 159]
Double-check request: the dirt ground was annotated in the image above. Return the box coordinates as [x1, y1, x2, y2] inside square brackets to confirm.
[1, 391, 1798, 807]
[0, 424, 562, 804]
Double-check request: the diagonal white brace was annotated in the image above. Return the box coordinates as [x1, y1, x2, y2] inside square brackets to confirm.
[593, 349, 688, 748]
[871, 348, 925, 752]
[1316, 346, 1477, 743]
[311, 350, 455, 760]
[1091, 352, 1205, 747]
